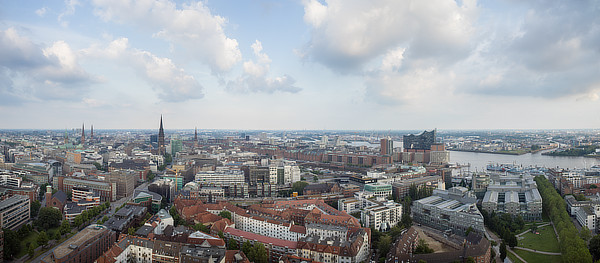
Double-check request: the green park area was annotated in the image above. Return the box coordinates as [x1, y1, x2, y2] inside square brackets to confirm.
[518, 225, 560, 253]
[507, 251, 524, 263]
[513, 248, 562, 263]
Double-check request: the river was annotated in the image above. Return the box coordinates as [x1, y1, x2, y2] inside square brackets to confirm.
[450, 150, 600, 171]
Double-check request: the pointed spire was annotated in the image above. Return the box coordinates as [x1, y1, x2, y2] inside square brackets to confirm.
[91, 125, 94, 139]
[158, 115, 165, 155]
[81, 123, 85, 145]
[194, 127, 198, 141]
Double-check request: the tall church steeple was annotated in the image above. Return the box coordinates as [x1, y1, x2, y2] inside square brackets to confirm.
[158, 115, 165, 155]
[194, 127, 198, 148]
[81, 123, 85, 145]
[91, 125, 94, 140]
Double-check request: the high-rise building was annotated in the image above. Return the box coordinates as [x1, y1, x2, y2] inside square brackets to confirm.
[158, 115, 165, 155]
[380, 137, 393, 155]
[403, 130, 436, 150]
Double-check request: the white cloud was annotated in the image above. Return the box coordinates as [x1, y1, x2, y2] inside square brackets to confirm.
[226, 40, 300, 94]
[58, 0, 81, 27]
[92, 0, 241, 72]
[35, 7, 48, 17]
[0, 27, 96, 102]
[82, 38, 204, 102]
[301, 0, 477, 72]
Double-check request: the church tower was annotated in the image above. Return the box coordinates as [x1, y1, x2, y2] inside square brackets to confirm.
[158, 115, 165, 155]
[91, 125, 94, 140]
[194, 127, 198, 148]
[81, 123, 85, 145]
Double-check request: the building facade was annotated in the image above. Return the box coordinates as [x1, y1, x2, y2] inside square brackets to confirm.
[0, 195, 30, 230]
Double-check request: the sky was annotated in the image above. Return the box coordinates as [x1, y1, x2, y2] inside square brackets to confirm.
[0, 0, 599, 130]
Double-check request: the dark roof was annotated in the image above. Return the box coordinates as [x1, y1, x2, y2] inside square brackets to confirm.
[466, 232, 483, 244]
[135, 225, 155, 237]
[303, 183, 331, 192]
[53, 190, 67, 204]
[65, 203, 86, 215]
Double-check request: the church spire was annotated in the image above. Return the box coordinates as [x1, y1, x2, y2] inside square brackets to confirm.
[158, 115, 165, 155]
[81, 123, 85, 145]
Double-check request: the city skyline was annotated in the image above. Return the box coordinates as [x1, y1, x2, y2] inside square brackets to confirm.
[1, 0, 599, 130]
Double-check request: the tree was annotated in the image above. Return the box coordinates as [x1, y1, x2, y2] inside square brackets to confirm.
[28, 242, 36, 258]
[18, 224, 31, 238]
[147, 171, 155, 181]
[589, 235, 600, 261]
[54, 230, 61, 240]
[465, 257, 475, 263]
[228, 238, 239, 250]
[3, 228, 21, 259]
[506, 233, 518, 248]
[74, 215, 84, 227]
[414, 239, 434, 254]
[292, 181, 309, 195]
[37, 231, 49, 247]
[36, 207, 62, 229]
[465, 226, 474, 236]
[581, 227, 592, 242]
[313, 175, 319, 182]
[128, 227, 135, 235]
[241, 241, 253, 261]
[31, 200, 41, 218]
[59, 219, 71, 235]
[500, 241, 507, 260]
[252, 242, 268, 263]
[193, 223, 210, 233]
[219, 211, 232, 220]
[378, 235, 392, 257]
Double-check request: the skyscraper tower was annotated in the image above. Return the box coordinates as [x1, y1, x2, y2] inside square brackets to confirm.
[81, 123, 85, 145]
[158, 115, 165, 155]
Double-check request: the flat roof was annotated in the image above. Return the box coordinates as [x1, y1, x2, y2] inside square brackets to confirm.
[52, 225, 108, 259]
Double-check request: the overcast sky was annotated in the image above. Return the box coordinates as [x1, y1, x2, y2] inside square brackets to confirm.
[1, 0, 599, 130]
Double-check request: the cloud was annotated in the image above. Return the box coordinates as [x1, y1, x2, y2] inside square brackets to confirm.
[82, 38, 204, 102]
[226, 40, 301, 94]
[0, 27, 96, 103]
[35, 7, 48, 17]
[92, 0, 241, 73]
[58, 0, 81, 27]
[301, 0, 477, 73]
[303, 0, 600, 104]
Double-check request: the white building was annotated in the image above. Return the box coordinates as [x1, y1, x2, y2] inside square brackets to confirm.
[150, 209, 174, 235]
[195, 167, 245, 185]
[576, 205, 596, 231]
[361, 201, 403, 231]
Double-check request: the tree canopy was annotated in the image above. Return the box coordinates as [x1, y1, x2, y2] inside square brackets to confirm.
[36, 207, 62, 229]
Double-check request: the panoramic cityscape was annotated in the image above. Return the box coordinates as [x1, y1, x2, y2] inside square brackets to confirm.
[1, 1, 600, 263]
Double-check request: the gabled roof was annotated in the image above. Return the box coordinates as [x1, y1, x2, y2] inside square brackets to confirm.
[52, 190, 67, 204]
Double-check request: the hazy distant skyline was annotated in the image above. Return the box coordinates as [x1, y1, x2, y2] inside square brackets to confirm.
[1, 0, 599, 130]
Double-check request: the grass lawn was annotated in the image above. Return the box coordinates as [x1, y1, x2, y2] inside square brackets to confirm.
[518, 226, 560, 252]
[514, 248, 562, 263]
[507, 251, 525, 263]
[16, 231, 40, 258]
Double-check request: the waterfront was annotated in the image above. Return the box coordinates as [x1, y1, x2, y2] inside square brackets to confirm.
[450, 150, 600, 171]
